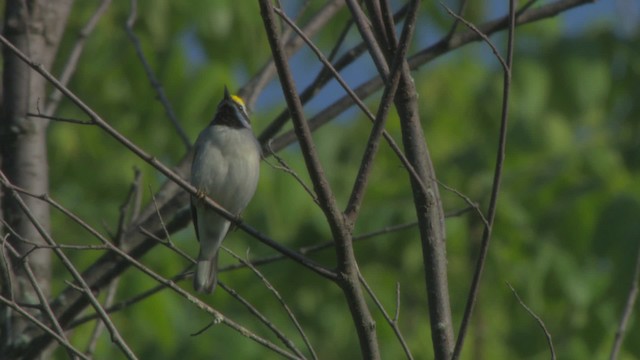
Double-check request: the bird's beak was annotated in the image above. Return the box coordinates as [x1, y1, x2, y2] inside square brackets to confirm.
[223, 86, 231, 101]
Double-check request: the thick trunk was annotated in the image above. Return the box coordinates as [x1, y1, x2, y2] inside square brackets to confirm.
[0, 0, 73, 357]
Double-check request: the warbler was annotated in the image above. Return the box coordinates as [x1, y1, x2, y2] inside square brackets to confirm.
[191, 87, 261, 293]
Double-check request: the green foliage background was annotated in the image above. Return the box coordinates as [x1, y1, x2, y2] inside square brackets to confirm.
[44, 0, 639, 359]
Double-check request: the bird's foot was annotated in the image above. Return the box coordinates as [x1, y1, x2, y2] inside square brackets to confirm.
[195, 189, 207, 201]
[230, 214, 243, 232]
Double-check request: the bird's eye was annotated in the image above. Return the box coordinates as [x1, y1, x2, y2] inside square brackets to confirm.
[231, 95, 248, 115]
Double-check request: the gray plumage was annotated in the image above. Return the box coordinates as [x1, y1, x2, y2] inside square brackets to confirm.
[191, 89, 260, 293]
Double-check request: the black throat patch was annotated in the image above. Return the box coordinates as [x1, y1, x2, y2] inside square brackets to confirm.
[211, 103, 249, 129]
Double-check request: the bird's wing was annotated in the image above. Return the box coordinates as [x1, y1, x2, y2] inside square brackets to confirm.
[191, 198, 200, 242]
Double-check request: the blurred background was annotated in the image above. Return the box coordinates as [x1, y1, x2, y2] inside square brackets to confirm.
[46, 0, 640, 358]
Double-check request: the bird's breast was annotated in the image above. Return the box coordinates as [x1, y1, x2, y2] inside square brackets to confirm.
[191, 126, 261, 214]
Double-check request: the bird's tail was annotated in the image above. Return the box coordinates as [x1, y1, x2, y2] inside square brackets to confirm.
[194, 253, 218, 293]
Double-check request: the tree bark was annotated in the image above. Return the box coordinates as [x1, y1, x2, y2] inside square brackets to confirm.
[395, 67, 455, 359]
[0, 0, 73, 356]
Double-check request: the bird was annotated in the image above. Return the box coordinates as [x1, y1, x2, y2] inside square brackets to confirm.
[190, 87, 261, 293]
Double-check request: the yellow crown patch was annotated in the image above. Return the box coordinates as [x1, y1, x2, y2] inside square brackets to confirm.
[231, 95, 246, 108]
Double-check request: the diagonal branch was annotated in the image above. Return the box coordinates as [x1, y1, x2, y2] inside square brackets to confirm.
[269, 0, 593, 155]
[609, 243, 640, 360]
[0, 239, 75, 359]
[344, 0, 420, 222]
[2, 181, 299, 360]
[0, 295, 90, 360]
[0, 33, 334, 280]
[125, 0, 191, 150]
[259, 2, 380, 358]
[45, 0, 112, 117]
[507, 283, 556, 360]
[0, 171, 138, 360]
[271, 4, 429, 210]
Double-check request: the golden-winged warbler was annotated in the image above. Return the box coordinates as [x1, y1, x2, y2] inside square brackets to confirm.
[191, 87, 261, 293]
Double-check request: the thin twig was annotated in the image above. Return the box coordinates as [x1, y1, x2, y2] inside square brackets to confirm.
[345, 0, 390, 78]
[441, 3, 508, 71]
[69, 269, 192, 329]
[114, 168, 142, 245]
[138, 227, 193, 262]
[359, 273, 413, 360]
[0, 34, 336, 282]
[85, 276, 120, 357]
[125, 0, 191, 150]
[0, 172, 139, 360]
[444, 0, 470, 41]
[609, 243, 640, 360]
[273, 4, 429, 202]
[259, 2, 380, 358]
[273, 7, 374, 128]
[507, 283, 556, 360]
[2, 181, 298, 359]
[27, 112, 93, 125]
[0, 295, 90, 360]
[45, 0, 112, 116]
[222, 221, 419, 272]
[241, 0, 346, 108]
[437, 180, 489, 228]
[258, 4, 412, 145]
[263, 143, 319, 205]
[451, 0, 516, 357]
[217, 280, 307, 360]
[226, 248, 315, 359]
[257, 16, 355, 144]
[269, 0, 592, 155]
[344, 0, 420, 222]
[394, 282, 401, 323]
[1, 241, 75, 359]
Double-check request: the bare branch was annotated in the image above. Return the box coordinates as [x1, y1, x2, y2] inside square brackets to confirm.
[263, 143, 319, 205]
[45, 0, 113, 116]
[345, 0, 389, 79]
[0, 33, 336, 282]
[241, 0, 346, 108]
[436, 180, 489, 228]
[272, 3, 430, 210]
[125, 0, 191, 150]
[114, 168, 143, 245]
[217, 280, 307, 360]
[27, 112, 93, 125]
[440, 3, 508, 71]
[610, 244, 640, 360]
[359, 273, 413, 360]
[3, 181, 299, 359]
[451, 0, 517, 356]
[0, 172, 138, 360]
[259, 2, 380, 358]
[507, 283, 556, 360]
[257, 16, 355, 143]
[0, 295, 90, 360]
[269, 0, 593, 155]
[225, 248, 315, 360]
[85, 276, 120, 357]
[344, 0, 420, 222]
[0, 240, 75, 359]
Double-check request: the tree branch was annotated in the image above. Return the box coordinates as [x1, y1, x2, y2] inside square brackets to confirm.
[609, 243, 640, 360]
[259, 2, 380, 358]
[451, 0, 516, 357]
